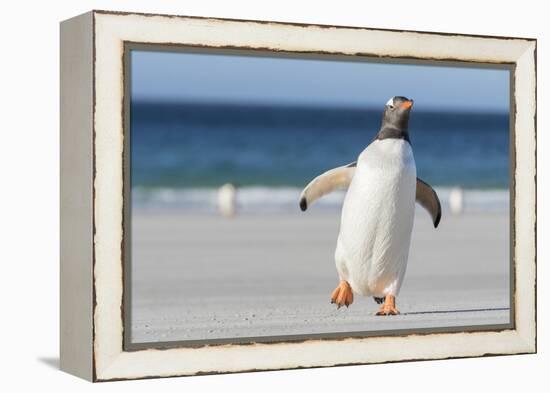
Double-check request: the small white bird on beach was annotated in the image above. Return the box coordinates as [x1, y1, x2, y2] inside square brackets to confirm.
[449, 187, 465, 215]
[299, 96, 441, 315]
[217, 183, 237, 218]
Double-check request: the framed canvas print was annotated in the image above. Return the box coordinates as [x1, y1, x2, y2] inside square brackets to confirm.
[60, 10, 537, 382]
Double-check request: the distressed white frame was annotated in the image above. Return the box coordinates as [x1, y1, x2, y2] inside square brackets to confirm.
[60, 10, 536, 381]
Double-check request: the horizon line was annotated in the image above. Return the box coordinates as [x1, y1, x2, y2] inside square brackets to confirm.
[131, 98, 510, 115]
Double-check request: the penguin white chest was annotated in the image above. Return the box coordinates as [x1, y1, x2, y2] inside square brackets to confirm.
[335, 139, 417, 297]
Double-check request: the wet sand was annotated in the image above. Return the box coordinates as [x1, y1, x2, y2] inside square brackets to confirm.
[130, 210, 510, 344]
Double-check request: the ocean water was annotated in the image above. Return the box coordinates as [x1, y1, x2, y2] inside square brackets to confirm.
[131, 101, 509, 213]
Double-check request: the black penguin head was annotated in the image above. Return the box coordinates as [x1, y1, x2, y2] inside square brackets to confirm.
[381, 96, 414, 131]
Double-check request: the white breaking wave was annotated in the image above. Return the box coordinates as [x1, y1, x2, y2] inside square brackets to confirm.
[132, 186, 509, 214]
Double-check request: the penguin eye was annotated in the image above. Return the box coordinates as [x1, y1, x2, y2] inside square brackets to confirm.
[387, 104, 395, 109]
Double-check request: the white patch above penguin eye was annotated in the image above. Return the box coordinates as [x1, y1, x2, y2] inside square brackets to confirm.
[385, 97, 395, 108]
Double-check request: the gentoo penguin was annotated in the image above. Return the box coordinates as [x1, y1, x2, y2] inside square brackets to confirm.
[217, 183, 237, 218]
[299, 96, 441, 315]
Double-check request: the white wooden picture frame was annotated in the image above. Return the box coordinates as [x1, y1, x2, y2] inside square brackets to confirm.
[60, 10, 536, 381]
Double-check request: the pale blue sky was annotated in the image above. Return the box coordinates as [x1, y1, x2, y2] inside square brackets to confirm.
[131, 50, 510, 112]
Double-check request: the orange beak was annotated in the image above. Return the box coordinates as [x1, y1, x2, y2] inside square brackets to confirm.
[400, 100, 414, 110]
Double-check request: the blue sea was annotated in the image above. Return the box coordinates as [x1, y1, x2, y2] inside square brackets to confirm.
[131, 101, 510, 213]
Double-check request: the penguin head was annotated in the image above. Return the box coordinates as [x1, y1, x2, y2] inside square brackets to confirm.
[381, 96, 414, 131]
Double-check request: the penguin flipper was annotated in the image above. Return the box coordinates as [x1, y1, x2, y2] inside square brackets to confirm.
[299, 162, 356, 211]
[416, 178, 442, 228]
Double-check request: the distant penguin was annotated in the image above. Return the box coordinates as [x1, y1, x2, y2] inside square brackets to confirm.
[449, 187, 464, 215]
[299, 96, 441, 315]
[217, 183, 237, 218]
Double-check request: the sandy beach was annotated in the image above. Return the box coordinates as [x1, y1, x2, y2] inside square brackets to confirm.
[130, 209, 510, 345]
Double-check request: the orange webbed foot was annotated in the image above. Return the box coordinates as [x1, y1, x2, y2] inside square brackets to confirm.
[331, 281, 354, 309]
[375, 295, 400, 316]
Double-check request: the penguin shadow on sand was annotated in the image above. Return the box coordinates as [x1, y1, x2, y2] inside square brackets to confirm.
[402, 306, 509, 316]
